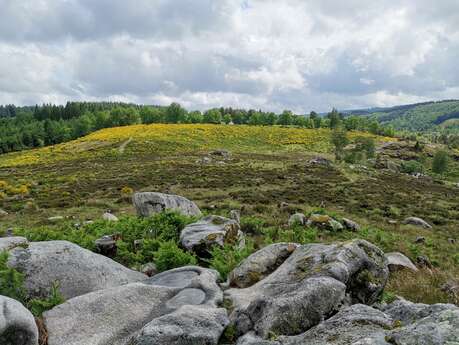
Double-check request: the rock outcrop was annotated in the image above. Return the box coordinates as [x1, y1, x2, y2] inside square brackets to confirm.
[226, 240, 389, 339]
[133, 305, 228, 345]
[44, 283, 176, 345]
[133, 192, 202, 217]
[7, 240, 146, 299]
[180, 215, 244, 256]
[237, 301, 459, 345]
[229, 242, 299, 288]
[0, 295, 38, 345]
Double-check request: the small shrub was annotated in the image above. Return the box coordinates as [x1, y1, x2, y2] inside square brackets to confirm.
[275, 226, 318, 244]
[29, 282, 65, 317]
[154, 241, 197, 272]
[0, 251, 64, 316]
[344, 151, 363, 164]
[209, 240, 255, 280]
[240, 216, 265, 234]
[380, 291, 397, 304]
[432, 150, 449, 175]
[400, 160, 424, 174]
[0, 251, 27, 304]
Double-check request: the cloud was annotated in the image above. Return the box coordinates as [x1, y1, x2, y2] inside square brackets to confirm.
[0, 0, 458, 112]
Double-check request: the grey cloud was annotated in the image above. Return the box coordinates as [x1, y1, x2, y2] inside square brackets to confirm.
[0, 0, 458, 112]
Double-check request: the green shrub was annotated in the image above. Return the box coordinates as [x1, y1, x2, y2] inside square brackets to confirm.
[29, 282, 65, 316]
[354, 136, 376, 158]
[400, 160, 424, 174]
[240, 216, 265, 234]
[266, 226, 318, 244]
[209, 240, 255, 280]
[432, 150, 449, 175]
[154, 241, 197, 272]
[0, 251, 27, 304]
[14, 212, 195, 268]
[0, 251, 64, 316]
[344, 151, 363, 164]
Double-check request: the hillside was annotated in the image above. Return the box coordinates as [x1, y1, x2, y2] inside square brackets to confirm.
[1, 123, 458, 310]
[345, 99, 459, 132]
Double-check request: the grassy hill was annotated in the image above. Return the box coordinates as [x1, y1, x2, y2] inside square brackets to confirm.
[346, 99, 459, 132]
[0, 124, 458, 305]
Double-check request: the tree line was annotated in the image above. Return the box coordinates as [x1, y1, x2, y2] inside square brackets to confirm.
[0, 102, 396, 154]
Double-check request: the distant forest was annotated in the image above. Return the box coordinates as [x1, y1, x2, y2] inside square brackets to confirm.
[0, 102, 396, 154]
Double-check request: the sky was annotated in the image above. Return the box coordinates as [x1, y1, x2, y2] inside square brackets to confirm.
[0, 0, 458, 113]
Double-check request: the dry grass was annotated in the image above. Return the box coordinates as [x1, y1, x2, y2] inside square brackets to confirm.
[386, 269, 458, 305]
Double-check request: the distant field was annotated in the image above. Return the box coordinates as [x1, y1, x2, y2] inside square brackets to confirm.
[0, 124, 458, 304]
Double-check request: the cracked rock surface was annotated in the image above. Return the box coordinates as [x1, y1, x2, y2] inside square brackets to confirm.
[44, 266, 228, 345]
[225, 239, 389, 339]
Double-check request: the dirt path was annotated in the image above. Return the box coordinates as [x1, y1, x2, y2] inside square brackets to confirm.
[118, 137, 133, 154]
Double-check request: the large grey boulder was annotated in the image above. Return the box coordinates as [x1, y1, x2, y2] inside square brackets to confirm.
[237, 304, 393, 345]
[7, 241, 146, 299]
[403, 217, 432, 229]
[226, 240, 389, 339]
[133, 305, 229, 345]
[382, 298, 457, 325]
[44, 283, 177, 345]
[384, 299, 459, 345]
[144, 266, 224, 307]
[180, 215, 244, 256]
[386, 252, 418, 272]
[281, 304, 392, 345]
[45, 266, 227, 345]
[133, 192, 202, 217]
[237, 301, 459, 345]
[137, 266, 228, 345]
[229, 242, 299, 288]
[0, 295, 38, 345]
[0, 236, 28, 251]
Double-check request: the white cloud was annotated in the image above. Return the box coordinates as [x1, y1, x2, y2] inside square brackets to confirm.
[0, 0, 458, 111]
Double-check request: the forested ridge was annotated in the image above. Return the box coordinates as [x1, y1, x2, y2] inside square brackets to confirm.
[346, 99, 459, 133]
[0, 102, 395, 154]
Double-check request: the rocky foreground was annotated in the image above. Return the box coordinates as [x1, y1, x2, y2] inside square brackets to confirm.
[1, 192, 458, 344]
[0, 236, 458, 345]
